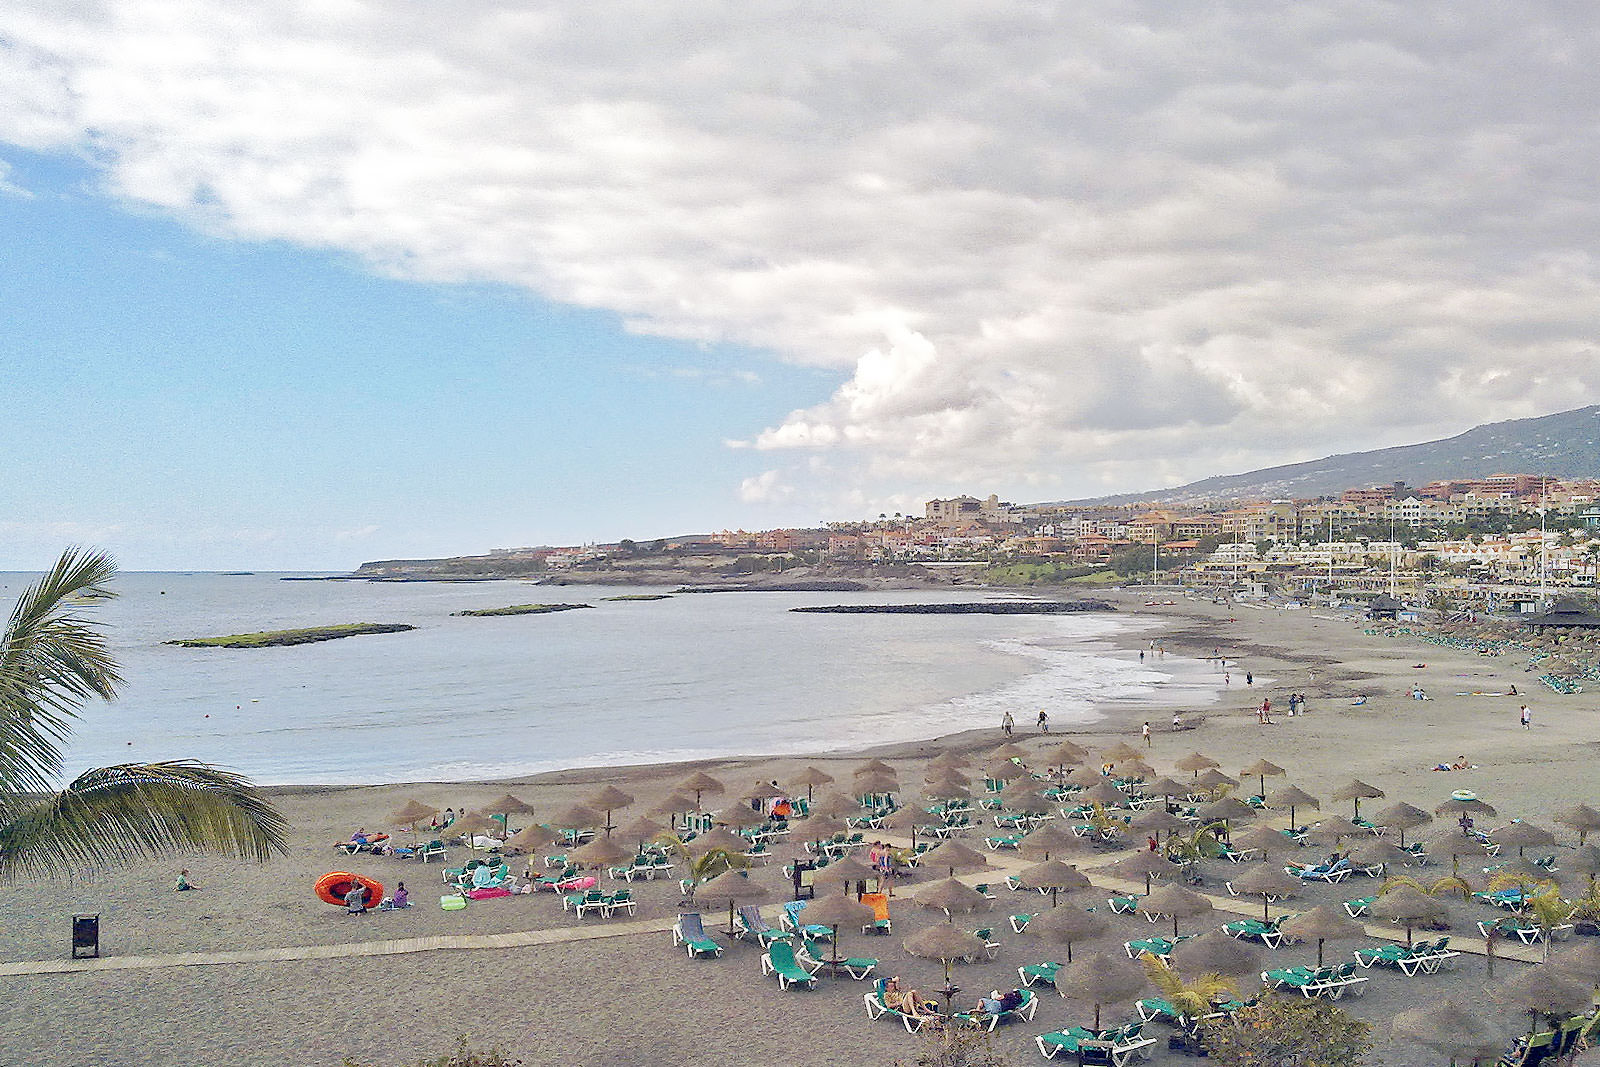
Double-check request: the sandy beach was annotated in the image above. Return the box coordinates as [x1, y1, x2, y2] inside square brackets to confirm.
[4, 592, 1597, 1067]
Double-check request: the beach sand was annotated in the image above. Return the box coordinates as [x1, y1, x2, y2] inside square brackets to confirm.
[3, 592, 1596, 1066]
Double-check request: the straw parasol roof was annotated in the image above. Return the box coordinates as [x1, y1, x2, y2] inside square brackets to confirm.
[1368, 885, 1448, 944]
[1044, 740, 1090, 766]
[855, 771, 900, 795]
[1434, 793, 1497, 819]
[1331, 779, 1386, 818]
[678, 771, 726, 809]
[1144, 776, 1191, 799]
[650, 793, 696, 817]
[1266, 785, 1321, 827]
[1548, 940, 1600, 984]
[914, 877, 993, 917]
[1025, 905, 1107, 962]
[583, 786, 633, 812]
[616, 815, 667, 852]
[1018, 824, 1084, 860]
[448, 812, 500, 848]
[1198, 797, 1257, 824]
[1058, 952, 1147, 1031]
[1082, 781, 1130, 808]
[744, 781, 786, 802]
[1495, 964, 1595, 1018]
[1240, 759, 1287, 797]
[1000, 781, 1053, 815]
[1278, 905, 1365, 967]
[1300, 822, 1355, 849]
[798, 815, 849, 842]
[983, 759, 1028, 783]
[1118, 759, 1156, 779]
[1168, 931, 1263, 984]
[1196, 768, 1239, 790]
[1174, 752, 1220, 776]
[1231, 823, 1291, 857]
[1569, 844, 1600, 881]
[810, 792, 863, 818]
[503, 823, 549, 853]
[803, 892, 873, 928]
[1554, 803, 1600, 845]
[1392, 999, 1509, 1065]
[693, 869, 774, 933]
[1107, 850, 1180, 894]
[1228, 864, 1299, 922]
[1102, 742, 1144, 763]
[571, 836, 631, 868]
[1347, 840, 1411, 873]
[989, 743, 1030, 762]
[926, 750, 973, 771]
[390, 799, 439, 827]
[1065, 765, 1106, 788]
[918, 840, 991, 877]
[809, 856, 878, 890]
[790, 766, 836, 789]
[1142, 884, 1213, 938]
[904, 923, 988, 987]
[855, 758, 896, 777]
[687, 828, 751, 855]
[1130, 809, 1190, 839]
[1491, 821, 1558, 855]
[1371, 801, 1432, 846]
[1016, 860, 1090, 907]
[712, 804, 769, 831]
[548, 804, 599, 830]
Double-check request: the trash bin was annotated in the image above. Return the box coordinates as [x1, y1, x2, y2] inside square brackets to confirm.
[72, 914, 99, 958]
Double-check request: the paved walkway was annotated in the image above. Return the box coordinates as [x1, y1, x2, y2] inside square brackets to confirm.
[1, 827, 1544, 977]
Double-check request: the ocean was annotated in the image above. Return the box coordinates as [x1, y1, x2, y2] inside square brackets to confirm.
[2, 572, 1221, 785]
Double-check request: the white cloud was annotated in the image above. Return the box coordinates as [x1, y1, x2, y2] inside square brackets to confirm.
[6, 3, 1600, 511]
[738, 469, 793, 505]
[0, 160, 32, 198]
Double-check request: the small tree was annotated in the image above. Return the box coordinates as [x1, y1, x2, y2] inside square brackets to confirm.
[894, 1026, 1010, 1067]
[1202, 994, 1374, 1067]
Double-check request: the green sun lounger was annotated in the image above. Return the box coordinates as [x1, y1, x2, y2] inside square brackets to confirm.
[671, 913, 723, 959]
[761, 940, 820, 990]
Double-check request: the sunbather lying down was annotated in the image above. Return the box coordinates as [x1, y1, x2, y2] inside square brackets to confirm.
[1431, 757, 1476, 771]
[882, 977, 937, 1015]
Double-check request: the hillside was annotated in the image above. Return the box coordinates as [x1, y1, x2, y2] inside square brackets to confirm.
[1067, 404, 1600, 506]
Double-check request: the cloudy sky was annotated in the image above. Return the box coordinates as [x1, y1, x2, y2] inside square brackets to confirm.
[5, 2, 1599, 568]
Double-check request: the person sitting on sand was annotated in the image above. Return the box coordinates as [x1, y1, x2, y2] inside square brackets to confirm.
[380, 882, 409, 910]
[1351, 695, 1367, 706]
[345, 883, 368, 915]
[175, 868, 193, 892]
[1509, 684, 1518, 696]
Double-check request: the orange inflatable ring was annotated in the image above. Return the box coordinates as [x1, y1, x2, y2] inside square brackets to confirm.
[315, 871, 384, 907]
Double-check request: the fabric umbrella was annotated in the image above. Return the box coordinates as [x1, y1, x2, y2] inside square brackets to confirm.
[799, 892, 874, 977]
[1371, 801, 1432, 846]
[1266, 785, 1321, 830]
[1239, 759, 1287, 799]
[1368, 885, 1447, 945]
[1331, 779, 1386, 820]
[693, 869, 774, 934]
[1168, 931, 1264, 985]
[903, 923, 988, 1010]
[1026, 904, 1107, 963]
[1278, 905, 1365, 967]
[919, 840, 991, 878]
[1196, 768, 1240, 791]
[1554, 803, 1600, 846]
[1142, 884, 1213, 939]
[1015, 859, 1091, 907]
[1019, 824, 1087, 860]
[914, 877, 993, 918]
[1392, 998, 1509, 1066]
[1228, 863, 1298, 923]
[1059, 951, 1147, 1031]
[583, 786, 633, 836]
[790, 766, 835, 801]
[1107, 850, 1180, 894]
[678, 770, 725, 811]
[1174, 752, 1220, 779]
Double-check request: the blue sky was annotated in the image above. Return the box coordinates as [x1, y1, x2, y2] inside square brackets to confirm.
[2, 151, 836, 568]
[6, 4, 1600, 569]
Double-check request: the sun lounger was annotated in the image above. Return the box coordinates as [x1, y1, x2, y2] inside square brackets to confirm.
[1285, 858, 1352, 883]
[1262, 961, 1366, 999]
[984, 833, 1025, 851]
[1107, 894, 1142, 914]
[860, 892, 892, 935]
[1479, 915, 1574, 944]
[953, 989, 1038, 1032]
[1010, 912, 1036, 933]
[419, 839, 447, 863]
[1496, 1028, 1556, 1067]
[796, 937, 877, 979]
[1019, 961, 1061, 987]
[1125, 935, 1187, 959]
[603, 888, 636, 916]
[1343, 895, 1375, 917]
[671, 912, 723, 958]
[762, 940, 820, 990]
[780, 900, 834, 941]
[736, 904, 786, 947]
[864, 980, 942, 1033]
[1036, 1022, 1156, 1065]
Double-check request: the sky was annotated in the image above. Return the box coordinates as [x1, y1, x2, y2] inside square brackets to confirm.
[5, 3, 1600, 569]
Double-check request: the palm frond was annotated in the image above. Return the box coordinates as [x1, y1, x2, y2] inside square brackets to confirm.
[0, 547, 122, 795]
[1140, 956, 1237, 1019]
[1379, 874, 1425, 895]
[0, 761, 290, 880]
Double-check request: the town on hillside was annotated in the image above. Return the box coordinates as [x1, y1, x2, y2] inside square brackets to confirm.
[362, 474, 1600, 609]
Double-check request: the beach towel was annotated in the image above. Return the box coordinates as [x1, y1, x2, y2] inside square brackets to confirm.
[465, 887, 513, 900]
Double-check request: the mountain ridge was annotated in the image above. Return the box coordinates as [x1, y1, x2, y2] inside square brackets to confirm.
[1062, 404, 1600, 506]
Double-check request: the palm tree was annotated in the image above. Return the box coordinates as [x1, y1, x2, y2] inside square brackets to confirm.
[0, 547, 288, 879]
[1140, 955, 1239, 1029]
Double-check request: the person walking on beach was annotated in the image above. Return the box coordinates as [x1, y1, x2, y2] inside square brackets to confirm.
[1141, 721, 1152, 747]
[1001, 711, 1013, 737]
[1258, 698, 1272, 724]
[1245, 671, 1253, 686]
[1037, 709, 1049, 733]
[1520, 704, 1532, 729]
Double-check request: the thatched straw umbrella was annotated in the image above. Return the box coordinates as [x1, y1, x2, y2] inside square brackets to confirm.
[1082, 781, 1131, 808]
[571, 836, 631, 870]
[1199, 797, 1257, 826]
[1044, 740, 1090, 770]
[1142, 884, 1213, 939]
[1554, 803, 1600, 846]
[1016, 859, 1091, 907]
[1392, 998, 1509, 1067]
[1279, 905, 1365, 967]
[584, 786, 634, 836]
[503, 823, 548, 855]
[694, 869, 774, 934]
[1026, 904, 1107, 963]
[1058, 952, 1147, 1030]
[1368, 885, 1447, 946]
[712, 803, 768, 832]
[855, 771, 900, 799]
[1196, 768, 1240, 791]
[1348, 840, 1412, 878]
[798, 815, 849, 853]
[810, 856, 877, 894]
[904, 923, 988, 1011]
[1266, 785, 1321, 830]
[687, 827, 751, 857]
[1490, 820, 1558, 858]
[1019, 824, 1084, 861]
[448, 812, 500, 852]
[856, 758, 896, 777]
[919, 840, 991, 879]
[1118, 759, 1156, 780]
[914, 877, 993, 919]
[1130, 808, 1190, 844]
[990, 743, 1029, 762]
[800, 893, 874, 977]
[1065, 765, 1106, 789]
[1239, 759, 1286, 799]
[1435, 793, 1497, 825]
[1107, 850, 1180, 895]
[790, 766, 835, 801]
[984, 759, 1028, 784]
[650, 793, 696, 819]
[678, 770, 725, 812]
[745, 781, 785, 803]
[616, 815, 667, 856]
[1001, 780, 1054, 818]
[1169, 931, 1263, 985]
[389, 799, 438, 831]
[1232, 823, 1292, 861]
[1548, 940, 1600, 987]
[1174, 752, 1220, 779]
[1372, 801, 1433, 847]
[1494, 964, 1594, 1034]
[1331, 779, 1386, 820]
[810, 791, 862, 819]
[1569, 844, 1600, 895]
[1102, 742, 1144, 763]
[1229, 863, 1298, 923]
[1145, 776, 1191, 801]
[925, 773, 973, 800]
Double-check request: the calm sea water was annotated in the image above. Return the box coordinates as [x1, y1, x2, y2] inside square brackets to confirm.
[1, 572, 1220, 785]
